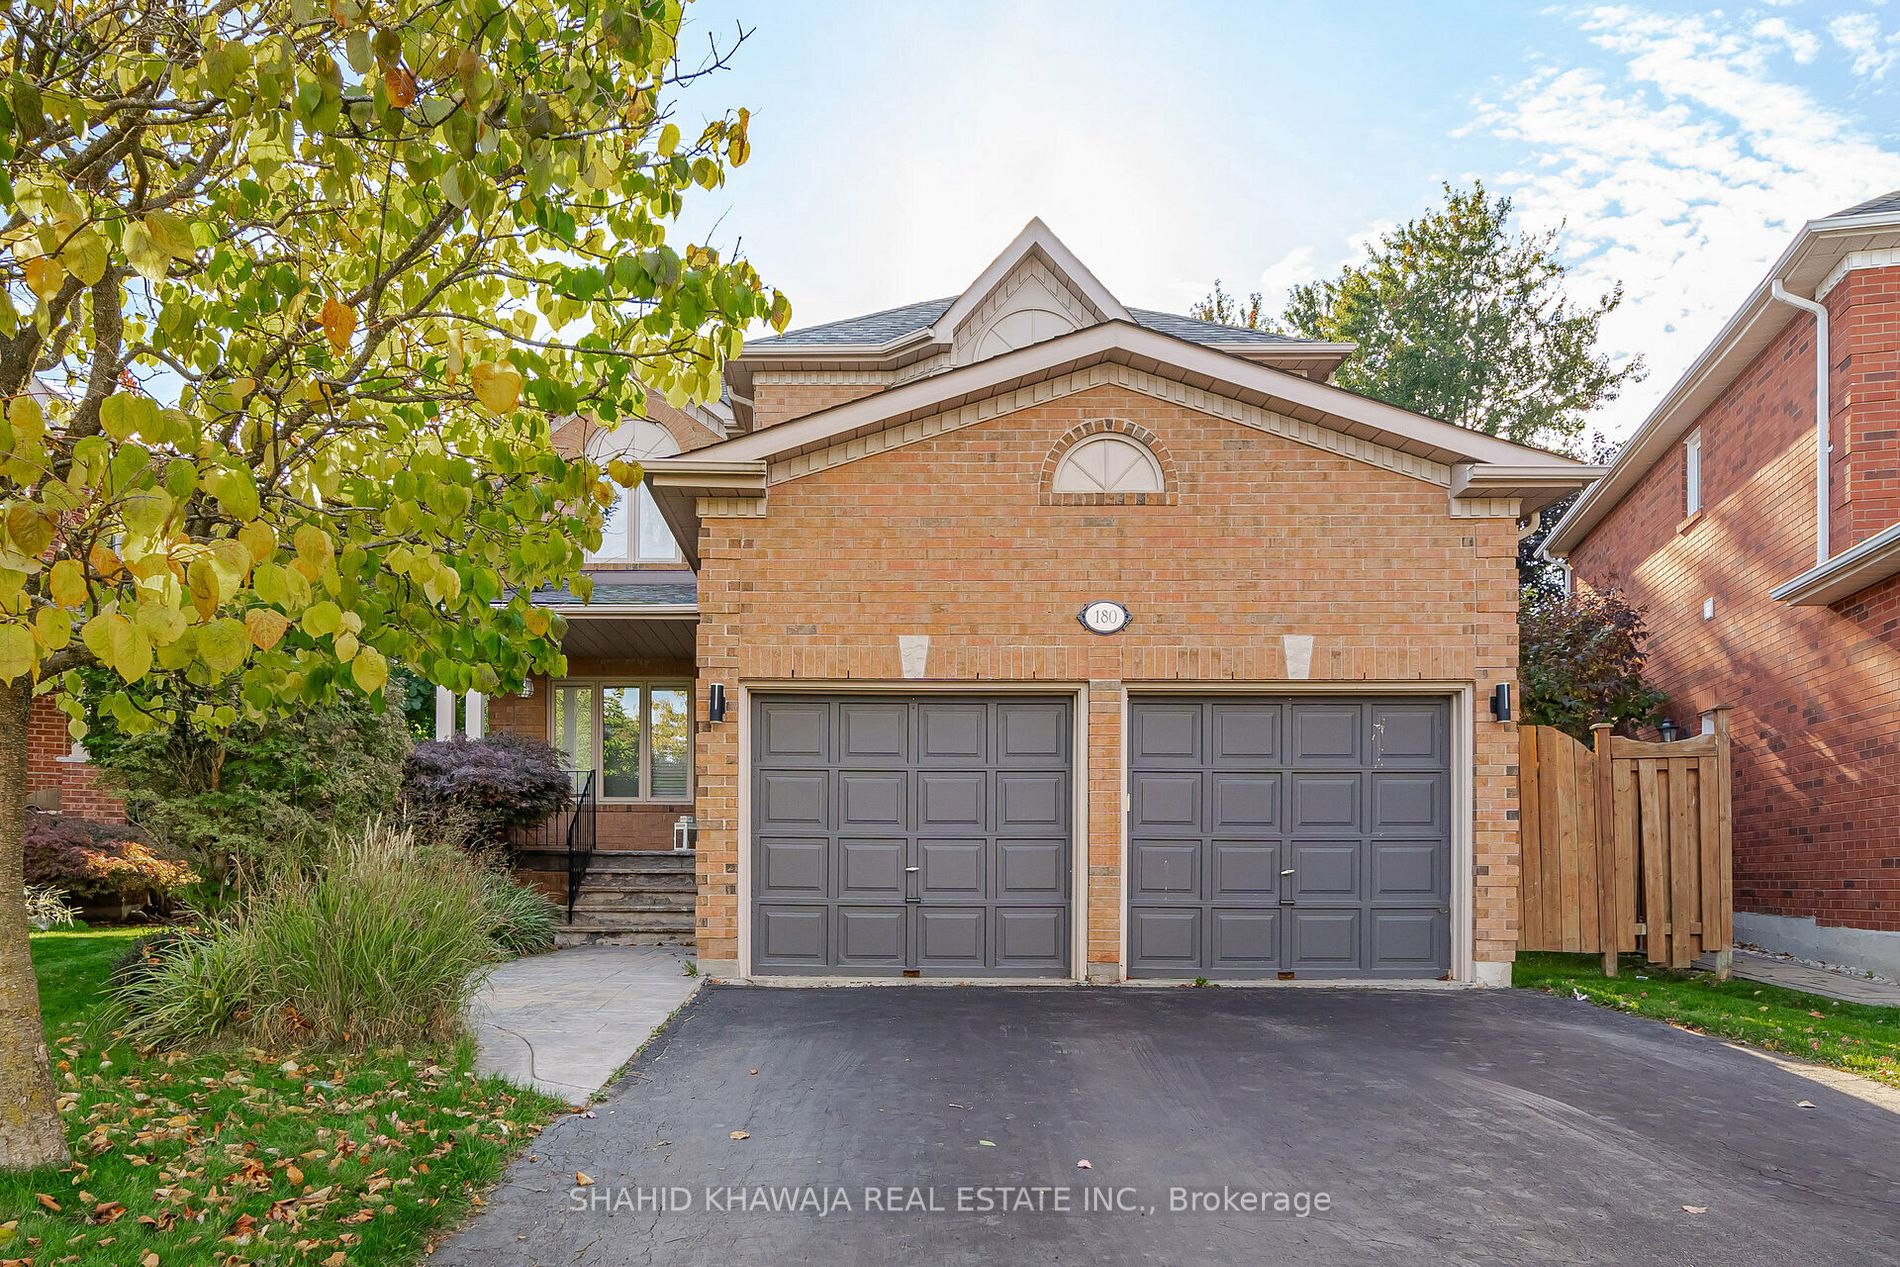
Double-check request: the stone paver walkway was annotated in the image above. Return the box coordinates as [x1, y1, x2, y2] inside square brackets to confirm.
[471, 944, 701, 1101]
[1722, 949, 1900, 1007]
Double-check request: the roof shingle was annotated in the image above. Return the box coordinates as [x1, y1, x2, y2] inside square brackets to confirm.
[1837, 190, 1900, 217]
[750, 299, 1326, 352]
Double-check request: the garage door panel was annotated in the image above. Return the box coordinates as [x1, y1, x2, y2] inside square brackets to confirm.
[1131, 772, 1202, 834]
[757, 838, 828, 898]
[1288, 908, 1362, 972]
[997, 771, 1069, 833]
[1372, 773, 1446, 833]
[836, 838, 906, 898]
[1129, 907, 1203, 972]
[917, 840, 984, 900]
[753, 695, 1072, 978]
[836, 906, 906, 966]
[1371, 841, 1446, 902]
[916, 770, 986, 829]
[1129, 697, 1450, 979]
[839, 702, 910, 765]
[1370, 910, 1445, 971]
[916, 704, 988, 764]
[758, 702, 830, 765]
[996, 703, 1069, 763]
[1131, 704, 1201, 767]
[996, 841, 1067, 899]
[1372, 704, 1446, 768]
[1131, 841, 1201, 900]
[1290, 704, 1362, 765]
[994, 908, 1067, 968]
[1210, 908, 1281, 972]
[759, 771, 829, 830]
[1211, 703, 1281, 762]
[916, 906, 985, 967]
[1210, 841, 1282, 900]
[1291, 773, 1361, 832]
[837, 771, 906, 829]
[755, 905, 829, 968]
[1210, 772, 1280, 831]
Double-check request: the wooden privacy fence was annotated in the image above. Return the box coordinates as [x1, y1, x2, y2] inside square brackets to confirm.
[1518, 710, 1733, 976]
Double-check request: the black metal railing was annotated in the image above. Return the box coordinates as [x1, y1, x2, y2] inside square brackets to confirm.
[564, 768, 597, 920]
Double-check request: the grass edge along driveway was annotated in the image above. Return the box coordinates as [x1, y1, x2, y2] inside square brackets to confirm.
[0, 929, 565, 1267]
[1515, 951, 1900, 1090]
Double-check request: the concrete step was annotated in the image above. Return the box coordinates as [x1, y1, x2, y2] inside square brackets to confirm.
[571, 891, 695, 914]
[576, 872, 696, 893]
[555, 928, 696, 949]
[560, 910, 695, 934]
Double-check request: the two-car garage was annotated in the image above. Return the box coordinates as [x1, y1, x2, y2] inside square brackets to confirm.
[747, 692, 1454, 982]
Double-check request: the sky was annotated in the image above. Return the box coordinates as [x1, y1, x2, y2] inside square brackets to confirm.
[666, 0, 1900, 442]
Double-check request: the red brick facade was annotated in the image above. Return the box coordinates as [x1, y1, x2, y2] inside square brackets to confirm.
[690, 382, 1525, 975]
[1568, 264, 1900, 935]
[26, 692, 125, 822]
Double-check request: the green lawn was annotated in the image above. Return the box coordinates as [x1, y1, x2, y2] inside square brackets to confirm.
[1, 929, 564, 1266]
[1515, 952, 1900, 1089]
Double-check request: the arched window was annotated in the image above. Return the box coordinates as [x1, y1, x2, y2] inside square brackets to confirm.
[587, 419, 682, 563]
[1051, 433, 1164, 494]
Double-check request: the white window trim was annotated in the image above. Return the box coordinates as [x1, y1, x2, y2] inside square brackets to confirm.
[1052, 432, 1165, 494]
[1684, 428, 1702, 516]
[548, 678, 694, 804]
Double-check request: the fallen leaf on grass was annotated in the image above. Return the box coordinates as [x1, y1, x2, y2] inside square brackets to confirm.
[729, 1131, 750, 1141]
[34, 1194, 59, 1213]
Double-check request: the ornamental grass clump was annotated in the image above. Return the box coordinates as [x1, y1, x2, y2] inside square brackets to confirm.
[117, 822, 499, 1050]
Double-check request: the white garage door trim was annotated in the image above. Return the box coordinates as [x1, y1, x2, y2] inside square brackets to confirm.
[1120, 684, 1474, 984]
[738, 682, 1090, 981]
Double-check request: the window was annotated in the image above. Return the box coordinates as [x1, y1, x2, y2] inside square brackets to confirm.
[551, 681, 692, 801]
[1052, 433, 1164, 494]
[586, 419, 683, 562]
[1684, 429, 1702, 515]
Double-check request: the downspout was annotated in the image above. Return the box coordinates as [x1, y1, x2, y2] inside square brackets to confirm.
[1769, 280, 1831, 566]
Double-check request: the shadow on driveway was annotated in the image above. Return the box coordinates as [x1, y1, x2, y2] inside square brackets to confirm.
[437, 985, 1900, 1265]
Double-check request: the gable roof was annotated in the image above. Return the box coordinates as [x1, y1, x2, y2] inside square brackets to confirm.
[1544, 193, 1900, 557]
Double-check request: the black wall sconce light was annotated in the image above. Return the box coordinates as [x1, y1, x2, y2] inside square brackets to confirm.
[1491, 682, 1512, 721]
[707, 683, 728, 723]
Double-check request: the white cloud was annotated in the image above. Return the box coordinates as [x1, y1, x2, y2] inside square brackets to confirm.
[1830, 13, 1900, 78]
[1255, 246, 1319, 309]
[1754, 16, 1821, 62]
[1472, 4, 1900, 439]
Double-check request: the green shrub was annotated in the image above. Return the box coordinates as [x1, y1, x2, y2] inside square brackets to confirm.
[83, 681, 412, 896]
[482, 875, 560, 956]
[115, 823, 499, 1049]
[1519, 583, 1670, 740]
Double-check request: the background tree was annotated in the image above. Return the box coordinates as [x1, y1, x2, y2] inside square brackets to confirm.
[1188, 278, 1275, 332]
[1197, 182, 1642, 452]
[0, 0, 787, 1170]
[1519, 584, 1669, 741]
[1517, 430, 1621, 590]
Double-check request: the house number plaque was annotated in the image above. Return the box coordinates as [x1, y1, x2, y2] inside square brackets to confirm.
[1078, 600, 1131, 635]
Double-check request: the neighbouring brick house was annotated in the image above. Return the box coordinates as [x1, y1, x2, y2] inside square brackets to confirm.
[501, 220, 1595, 983]
[1544, 191, 1900, 979]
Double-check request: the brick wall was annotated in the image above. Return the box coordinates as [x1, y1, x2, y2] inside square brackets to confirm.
[750, 376, 886, 430]
[26, 692, 125, 822]
[1569, 265, 1900, 934]
[692, 382, 1524, 973]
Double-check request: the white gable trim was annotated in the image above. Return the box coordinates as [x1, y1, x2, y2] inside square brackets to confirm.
[927, 218, 1130, 342]
[767, 363, 1455, 490]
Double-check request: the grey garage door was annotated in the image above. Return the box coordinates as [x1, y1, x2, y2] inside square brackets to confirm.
[752, 695, 1072, 977]
[1127, 697, 1452, 979]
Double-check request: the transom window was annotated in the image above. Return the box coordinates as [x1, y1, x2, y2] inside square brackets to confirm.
[586, 419, 682, 562]
[1683, 428, 1702, 516]
[551, 681, 692, 802]
[1052, 433, 1164, 494]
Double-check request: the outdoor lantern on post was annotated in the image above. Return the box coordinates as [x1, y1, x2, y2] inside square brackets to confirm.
[1658, 717, 1680, 743]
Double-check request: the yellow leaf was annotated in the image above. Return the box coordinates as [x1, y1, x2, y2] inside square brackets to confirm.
[384, 65, 417, 108]
[61, 229, 108, 286]
[198, 616, 250, 675]
[0, 624, 34, 682]
[145, 209, 196, 260]
[133, 601, 186, 647]
[320, 298, 357, 355]
[350, 645, 387, 694]
[33, 606, 72, 651]
[244, 607, 289, 650]
[470, 363, 522, 413]
[186, 557, 221, 620]
[23, 255, 65, 301]
[523, 606, 551, 637]
[48, 558, 87, 608]
[125, 222, 168, 284]
[6, 504, 53, 557]
[333, 630, 358, 661]
[237, 520, 277, 564]
[606, 459, 642, 488]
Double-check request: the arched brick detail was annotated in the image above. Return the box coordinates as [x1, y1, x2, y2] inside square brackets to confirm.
[1038, 417, 1179, 506]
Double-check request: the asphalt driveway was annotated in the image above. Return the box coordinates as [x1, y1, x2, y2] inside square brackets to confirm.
[437, 985, 1900, 1266]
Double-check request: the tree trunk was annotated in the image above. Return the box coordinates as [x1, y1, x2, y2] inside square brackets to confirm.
[0, 678, 70, 1171]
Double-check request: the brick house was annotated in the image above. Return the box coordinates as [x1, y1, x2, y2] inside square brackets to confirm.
[1543, 191, 1900, 979]
[492, 220, 1594, 984]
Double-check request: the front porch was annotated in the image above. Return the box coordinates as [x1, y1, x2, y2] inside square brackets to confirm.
[475, 571, 703, 947]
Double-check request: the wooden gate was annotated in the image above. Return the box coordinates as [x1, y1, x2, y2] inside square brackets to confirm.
[1518, 711, 1733, 975]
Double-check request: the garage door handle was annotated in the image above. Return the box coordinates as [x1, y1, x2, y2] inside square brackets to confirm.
[905, 867, 920, 873]
[1281, 868, 1297, 876]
